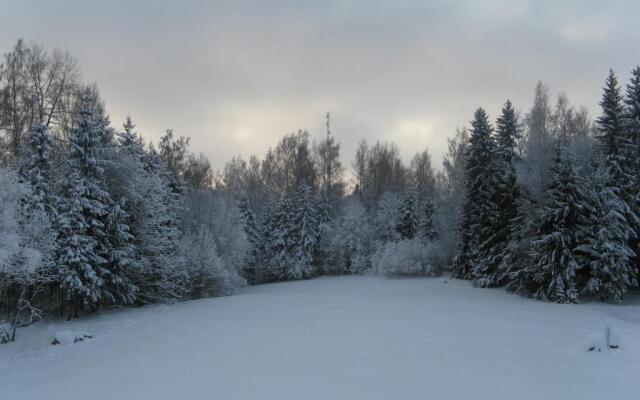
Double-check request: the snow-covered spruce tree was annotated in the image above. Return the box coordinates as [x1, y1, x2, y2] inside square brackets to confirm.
[238, 196, 260, 283]
[526, 145, 591, 303]
[453, 108, 500, 284]
[326, 197, 373, 274]
[576, 165, 637, 303]
[103, 201, 137, 305]
[418, 196, 437, 242]
[491, 100, 521, 286]
[623, 65, 640, 274]
[261, 196, 295, 282]
[289, 183, 324, 280]
[597, 70, 638, 234]
[397, 189, 419, 240]
[57, 93, 135, 314]
[20, 122, 56, 213]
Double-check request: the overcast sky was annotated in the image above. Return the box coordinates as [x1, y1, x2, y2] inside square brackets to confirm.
[1, 0, 639, 174]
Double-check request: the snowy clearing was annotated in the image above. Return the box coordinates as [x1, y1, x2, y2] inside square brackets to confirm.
[1, 276, 639, 400]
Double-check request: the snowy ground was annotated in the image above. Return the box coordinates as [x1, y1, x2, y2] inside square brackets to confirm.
[1, 276, 639, 400]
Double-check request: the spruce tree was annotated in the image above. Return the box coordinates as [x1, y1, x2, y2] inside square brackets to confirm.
[418, 196, 437, 242]
[397, 189, 419, 239]
[454, 108, 501, 286]
[623, 65, 640, 276]
[238, 196, 260, 283]
[57, 94, 113, 312]
[21, 122, 56, 213]
[290, 184, 323, 279]
[597, 70, 639, 276]
[527, 145, 590, 303]
[577, 166, 637, 303]
[492, 100, 521, 286]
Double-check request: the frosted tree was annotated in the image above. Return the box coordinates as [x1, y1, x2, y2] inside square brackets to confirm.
[238, 196, 260, 283]
[492, 100, 521, 285]
[290, 184, 323, 279]
[180, 225, 242, 298]
[57, 93, 114, 314]
[262, 197, 295, 281]
[397, 189, 419, 239]
[597, 70, 638, 267]
[577, 166, 636, 303]
[133, 168, 186, 302]
[0, 169, 55, 341]
[326, 197, 373, 274]
[527, 146, 591, 303]
[623, 66, 640, 271]
[103, 201, 137, 305]
[418, 196, 438, 242]
[522, 81, 554, 197]
[374, 192, 402, 243]
[316, 112, 345, 212]
[20, 122, 56, 213]
[454, 108, 500, 284]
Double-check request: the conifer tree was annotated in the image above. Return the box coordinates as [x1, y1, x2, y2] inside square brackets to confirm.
[527, 145, 590, 303]
[577, 166, 637, 303]
[291, 184, 323, 279]
[491, 100, 521, 286]
[57, 94, 113, 312]
[238, 196, 260, 283]
[21, 122, 56, 213]
[454, 108, 501, 285]
[397, 189, 419, 239]
[597, 70, 639, 273]
[418, 196, 437, 242]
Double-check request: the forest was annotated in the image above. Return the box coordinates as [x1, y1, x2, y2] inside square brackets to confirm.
[1, 39, 640, 343]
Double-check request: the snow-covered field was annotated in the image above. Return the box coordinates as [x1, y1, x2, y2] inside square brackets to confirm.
[1, 276, 639, 400]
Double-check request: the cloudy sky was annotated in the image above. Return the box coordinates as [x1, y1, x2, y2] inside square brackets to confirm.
[1, 0, 638, 174]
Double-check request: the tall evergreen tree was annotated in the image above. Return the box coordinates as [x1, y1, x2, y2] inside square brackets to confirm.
[238, 196, 260, 283]
[454, 108, 501, 285]
[492, 100, 521, 286]
[577, 166, 637, 303]
[597, 70, 639, 275]
[57, 94, 113, 313]
[526, 146, 591, 303]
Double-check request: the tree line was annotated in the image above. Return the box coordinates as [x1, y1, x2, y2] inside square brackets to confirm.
[1, 39, 638, 343]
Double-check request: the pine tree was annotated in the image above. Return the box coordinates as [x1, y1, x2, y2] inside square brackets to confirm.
[527, 145, 591, 303]
[454, 108, 501, 285]
[397, 189, 418, 239]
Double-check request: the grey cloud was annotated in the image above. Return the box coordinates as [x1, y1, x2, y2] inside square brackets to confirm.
[1, 0, 638, 172]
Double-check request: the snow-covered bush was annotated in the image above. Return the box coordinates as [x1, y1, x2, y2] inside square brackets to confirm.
[372, 239, 438, 277]
[181, 226, 245, 298]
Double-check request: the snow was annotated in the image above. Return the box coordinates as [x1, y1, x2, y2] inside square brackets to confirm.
[1, 276, 639, 400]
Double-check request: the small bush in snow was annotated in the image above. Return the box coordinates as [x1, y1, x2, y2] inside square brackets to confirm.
[372, 239, 437, 277]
